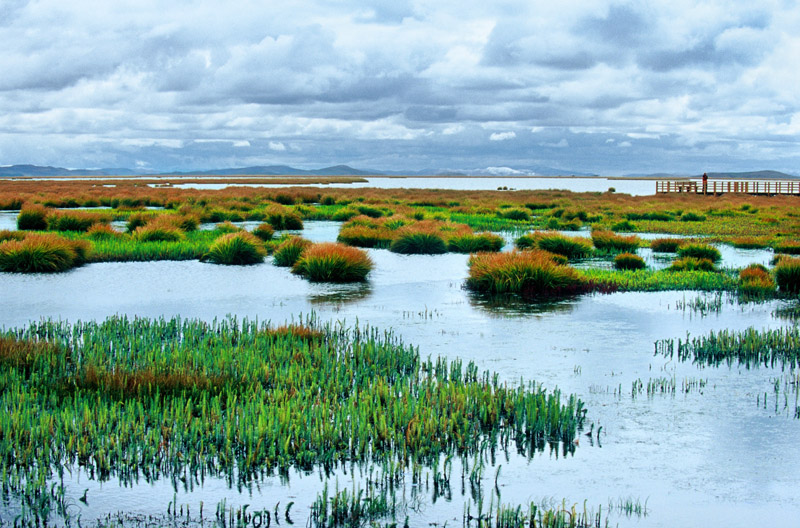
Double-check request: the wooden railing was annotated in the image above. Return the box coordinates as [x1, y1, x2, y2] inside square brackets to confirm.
[656, 179, 800, 195]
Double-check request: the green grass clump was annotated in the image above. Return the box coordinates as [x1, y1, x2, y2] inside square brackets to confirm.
[649, 238, 683, 253]
[535, 233, 592, 260]
[655, 326, 800, 369]
[447, 232, 504, 253]
[46, 211, 110, 232]
[292, 242, 373, 282]
[125, 212, 155, 232]
[252, 223, 275, 241]
[668, 257, 716, 272]
[203, 232, 266, 265]
[677, 243, 721, 263]
[0, 233, 90, 273]
[16, 206, 49, 231]
[680, 211, 706, 222]
[133, 224, 185, 242]
[267, 207, 304, 230]
[390, 232, 447, 254]
[730, 236, 770, 249]
[337, 225, 395, 248]
[578, 268, 736, 292]
[273, 236, 312, 267]
[87, 223, 121, 240]
[774, 256, 800, 294]
[498, 208, 531, 221]
[466, 250, 588, 297]
[591, 230, 641, 253]
[214, 221, 242, 233]
[614, 252, 646, 270]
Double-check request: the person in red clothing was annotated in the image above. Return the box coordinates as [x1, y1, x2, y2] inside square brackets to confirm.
[702, 172, 708, 195]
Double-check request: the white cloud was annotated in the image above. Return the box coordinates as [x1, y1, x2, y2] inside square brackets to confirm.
[0, 1, 797, 174]
[489, 131, 516, 141]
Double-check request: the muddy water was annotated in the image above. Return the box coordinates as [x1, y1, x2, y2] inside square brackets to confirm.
[1, 246, 799, 526]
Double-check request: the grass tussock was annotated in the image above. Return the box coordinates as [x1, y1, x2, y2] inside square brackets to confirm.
[203, 232, 265, 265]
[467, 250, 589, 297]
[677, 243, 721, 263]
[272, 236, 312, 267]
[16, 205, 49, 231]
[390, 231, 447, 254]
[252, 223, 275, 241]
[516, 232, 592, 260]
[0, 233, 90, 273]
[774, 256, 800, 294]
[447, 232, 504, 253]
[649, 238, 684, 253]
[738, 263, 776, 296]
[668, 257, 716, 272]
[46, 210, 111, 232]
[614, 252, 646, 270]
[267, 206, 304, 230]
[87, 223, 122, 240]
[0, 229, 26, 242]
[133, 224, 185, 242]
[591, 230, 641, 253]
[292, 242, 373, 282]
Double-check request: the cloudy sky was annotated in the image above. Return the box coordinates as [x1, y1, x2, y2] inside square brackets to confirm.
[1, 0, 799, 175]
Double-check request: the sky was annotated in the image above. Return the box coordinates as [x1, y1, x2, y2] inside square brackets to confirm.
[1, 0, 799, 175]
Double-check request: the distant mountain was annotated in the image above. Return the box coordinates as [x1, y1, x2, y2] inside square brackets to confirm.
[0, 165, 144, 177]
[0, 164, 377, 177]
[161, 164, 378, 176]
[705, 170, 798, 180]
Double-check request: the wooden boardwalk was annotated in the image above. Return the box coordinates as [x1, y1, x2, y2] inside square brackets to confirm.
[656, 179, 800, 196]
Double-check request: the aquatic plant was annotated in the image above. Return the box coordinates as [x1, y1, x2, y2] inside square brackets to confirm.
[614, 252, 646, 270]
[730, 236, 770, 249]
[578, 268, 735, 292]
[272, 236, 312, 266]
[390, 231, 448, 254]
[466, 250, 588, 297]
[649, 238, 683, 253]
[668, 257, 716, 272]
[252, 222, 275, 241]
[0, 316, 585, 522]
[0, 233, 90, 273]
[677, 243, 721, 263]
[125, 212, 155, 232]
[774, 256, 800, 294]
[655, 326, 800, 369]
[292, 242, 373, 282]
[447, 232, 505, 253]
[590, 230, 640, 253]
[0, 229, 26, 242]
[16, 205, 49, 231]
[203, 232, 266, 265]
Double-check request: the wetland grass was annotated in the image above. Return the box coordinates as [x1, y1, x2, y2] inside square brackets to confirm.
[252, 222, 275, 241]
[292, 242, 373, 282]
[613, 252, 646, 270]
[738, 264, 776, 297]
[202, 231, 266, 265]
[655, 326, 800, 369]
[516, 232, 592, 260]
[676, 243, 722, 263]
[466, 250, 589, 297]
[389, 231, 448, 254]
[590, 230, 641, 253]
[16, 205, 49, 230]
[272, 236, 312, 266]
[774, 256, 800, 294]
[0, 316, 586, 523]
[447, 232, 505, 253]
[649, 238, 683, 253]
[668, 257, 717, 272]
[0, 233, 90, 273]
[45, 210, 111, 232]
